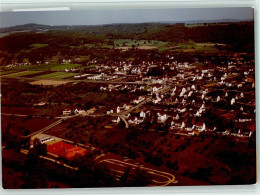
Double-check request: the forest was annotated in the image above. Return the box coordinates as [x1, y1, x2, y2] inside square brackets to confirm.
[0, 21, 254, 65]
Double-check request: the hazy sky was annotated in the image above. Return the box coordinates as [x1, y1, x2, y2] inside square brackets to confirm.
[0, 7, 254, 27]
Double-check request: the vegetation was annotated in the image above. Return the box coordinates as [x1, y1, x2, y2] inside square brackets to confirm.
[0, 22, 254, 66]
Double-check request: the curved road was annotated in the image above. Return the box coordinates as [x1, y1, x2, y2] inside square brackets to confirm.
[97, 158, 178, 187]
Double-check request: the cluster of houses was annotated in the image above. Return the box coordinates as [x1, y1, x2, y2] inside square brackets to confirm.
[63, 108, 85, 115]
[104, 56, 255, 138]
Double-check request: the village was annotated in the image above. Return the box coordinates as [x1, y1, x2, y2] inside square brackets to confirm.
[51, 54, 255, 140]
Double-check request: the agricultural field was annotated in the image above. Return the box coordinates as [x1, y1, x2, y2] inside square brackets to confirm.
[0, 69, 23, 75]
[29, 43, 49, 48]
[30, 79, 71, 86]
[50, 72, 78, 79]
[10, 63, 82, 71]
[4, 70, 43, 78]
[114, 39, 170, 51]
[174, 42, 220, 53]
[1, 115, 58, 136]
[34, 72, 78, 79]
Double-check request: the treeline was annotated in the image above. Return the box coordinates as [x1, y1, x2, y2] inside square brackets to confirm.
[0, 22, 254, 65]
[0, 22, 254, 51]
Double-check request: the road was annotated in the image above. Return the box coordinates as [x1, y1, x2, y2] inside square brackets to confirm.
[110, 85, 170, 128]
[26, 115, 76, 137]
[97, 158, 178, 187]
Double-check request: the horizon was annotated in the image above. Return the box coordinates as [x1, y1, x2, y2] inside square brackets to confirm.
[0, 7, 254, 28]
[0, 18, 254, 29]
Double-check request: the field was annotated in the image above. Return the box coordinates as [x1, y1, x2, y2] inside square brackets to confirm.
[4, 71, 42, 78]
[30, 43, 49, 48]
[0, 69, 22, 75]
[113, 39, 170, 51]
[11, 63, 82, 71]
[1, 115, 58, 136]
[175, 42, 220, 52]
[30, 79, 71, 86]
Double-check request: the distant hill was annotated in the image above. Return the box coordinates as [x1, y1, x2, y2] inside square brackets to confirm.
[0, 19, 253, 33]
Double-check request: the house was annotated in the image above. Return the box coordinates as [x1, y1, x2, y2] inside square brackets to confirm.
[180, 122, 185, 129]
[112, 117, 121, 123]
[152, 86, 158, 93]
[178, 106, 186, 113]
[74, 109, 85, 115]
[140, 111, 146, 118]
[172, 113, 180, 120]
[158, 114, 167, 123]
[122, 104, 130, 110]
[117, 106, 120, 113]
[132, 96, 145, 104]
[33, 102, 47, 107]
[231, 98, 236, 105]
[153, 95, 161, 104]
[63, 108, 72, 115]
[196, 122, 206, 132]
[128, 116, 144, 125]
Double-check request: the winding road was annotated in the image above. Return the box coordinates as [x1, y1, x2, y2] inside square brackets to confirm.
[97, 158, 178, 187]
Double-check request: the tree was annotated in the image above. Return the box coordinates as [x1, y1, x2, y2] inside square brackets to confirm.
[33, 138, 47, 155]
[121, 166, 151, 187]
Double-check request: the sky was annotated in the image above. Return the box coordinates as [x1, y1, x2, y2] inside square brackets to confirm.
[0, 7, 254, 28]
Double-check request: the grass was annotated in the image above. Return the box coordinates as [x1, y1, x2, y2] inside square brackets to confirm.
[30, 43, 48, 48]
[84, 65, 96, 69]
[54, 73, 78, 79]
[13, 63, 82, 71]
[144, 86, 152, 91]
[113, 39, 169, 49]
[6, 71, 42, 78]
[35, 72, 67, 79]
[0, 70, 22, 75]
[77, 56, 90, 63]
[79, 92, 108, 103]
[175, 42, 219, 53]
[33, 71, 79, 79]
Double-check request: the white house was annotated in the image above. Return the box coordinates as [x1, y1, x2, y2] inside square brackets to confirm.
[112, 117, 121, 123]
[158, 114, 167, 123]
[63, 109, 72, 115]
[231, 98, 236, 105]
[140, 111, 146, 118]
[216, 96, 220, 102]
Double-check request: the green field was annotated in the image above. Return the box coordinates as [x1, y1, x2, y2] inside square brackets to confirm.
[0, 69, 22, 75]
[34, 71, 78, 79]
[113, 39, 169, 50]
[84, 65, 96, 69]
[35, 72, 67, 79]
[175, 42, 219, 52]
[30, 43, 49, 48]
[12, 63, 82, 71]
[6, 71, 42, 78]
[53, 73, 78, 79]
